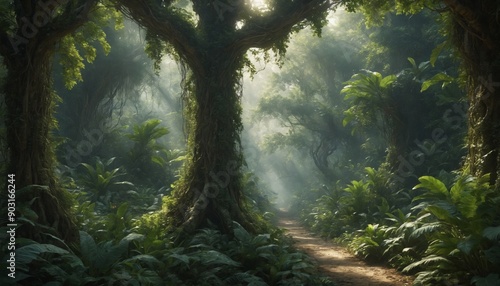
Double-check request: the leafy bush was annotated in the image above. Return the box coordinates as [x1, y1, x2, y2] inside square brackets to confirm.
[2, 196, 334, 286]
[303, 166, 403, 238]
[0, 230, 162, 286]
[76, 157, 134, 211]
[404, 175, 500, 285]
[125, 119, 183, 188]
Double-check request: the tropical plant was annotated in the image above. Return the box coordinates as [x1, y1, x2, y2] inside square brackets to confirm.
[125, 118, 181, 188]
[303, 166, 405, 239]
[127, 119, 169, 154]
[349, 223, 388, 262]
[0, 230, 163, 286]
[341, 70, 397, 134]
[77, 157, 134, 210]
[404, 175, 500, 285]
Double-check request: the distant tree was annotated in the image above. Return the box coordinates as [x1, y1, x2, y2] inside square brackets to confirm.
[0, 0, 112, 244]
[343, 0, 500, 187]
[255, 22, 365, 182]
[117, 0, 334, 234]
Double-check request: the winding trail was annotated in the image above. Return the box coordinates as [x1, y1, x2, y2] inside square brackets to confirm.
[276, 210, 413, 286]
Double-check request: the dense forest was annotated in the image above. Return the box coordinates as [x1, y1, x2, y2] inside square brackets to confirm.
[1, 0, 500, 285]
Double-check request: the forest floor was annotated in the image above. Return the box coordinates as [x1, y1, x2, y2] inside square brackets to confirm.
[276, 209, 414, 286]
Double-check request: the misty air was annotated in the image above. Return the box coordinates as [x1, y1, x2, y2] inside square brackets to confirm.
[1, 1, 499, 285]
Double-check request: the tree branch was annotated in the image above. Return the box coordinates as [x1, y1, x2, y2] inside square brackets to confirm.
[0, 0, 99, 56]
[46, 0, 100, 41]
[117, 0, 202, 69]
[232, 0, 334, 52]
[442, 0, 493, 48]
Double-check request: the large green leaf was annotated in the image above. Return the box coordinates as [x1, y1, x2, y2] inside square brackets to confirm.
[121, 254, 162, 267]
[413, 176, 448, 198]
[79, 231, 97, 266]
[402, 255, 450, 273]
[483, 226, 500, 240]
[116, 202, 129, 218]
[192, 250, 240, 267]
[169, 253, 190, 265]
[484, 245, 500, 265]
[410, 221, 441, 239]
[430, 42, 446, 67]
[17, 244, 69, 265]
[457, 236, 481, 255]
[421, 72, 454, 92]
[380, 75, 396, 88]
[233, 222, 251, 242]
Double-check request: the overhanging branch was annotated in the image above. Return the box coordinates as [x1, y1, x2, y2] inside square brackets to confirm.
[0, 0, 99, 57]
[442, 0, 494, 48]
[46, 0, 99, 41]
[117, 0, 202, 70]
[232, 0, 335, 52]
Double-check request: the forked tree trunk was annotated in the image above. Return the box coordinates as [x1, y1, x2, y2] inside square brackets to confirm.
[119, 0, 332, 235]
[4, 42, 79, 245]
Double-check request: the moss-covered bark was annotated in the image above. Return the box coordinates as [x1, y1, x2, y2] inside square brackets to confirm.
[3, 47, 79, 244]
[119, 0, 332, 234]
[445, 0, 500, 188]
[173, 57, 253, 234]
[0, 0, 98, 245]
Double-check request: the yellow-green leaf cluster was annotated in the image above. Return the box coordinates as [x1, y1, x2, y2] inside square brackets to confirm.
[58, 3, 122, 90]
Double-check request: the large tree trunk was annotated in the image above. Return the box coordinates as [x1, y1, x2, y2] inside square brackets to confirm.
[118, 0, 332, 235]
[446, 1, 500, 188]
[171, 53, 255, 234]
[465, 58, 500, 187]
[0, 0, 98, 246]
[3, 43, 79, 245]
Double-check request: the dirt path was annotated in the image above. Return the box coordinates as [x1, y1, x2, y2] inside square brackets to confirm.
[276, 210, 413, 286]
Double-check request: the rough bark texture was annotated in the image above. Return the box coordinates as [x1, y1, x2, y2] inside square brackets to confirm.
[3, 46, 80, 244]
[119, 0, 333, 234]
[0, 0, 98, 245]
[445, 0, 500, 188]
[176, 58, 250, 234]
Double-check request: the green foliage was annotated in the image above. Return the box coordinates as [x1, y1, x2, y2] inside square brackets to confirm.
[341, 70, 396, 132]
[168, 222, 331, 285]
[303, 166, 404, 238]
[349, 224, 387, 262]
[1, 230, 163, 285]
[404, 175, 500, 284]
[77, 157, 134, 209]
[58, 2, 121, 89]
[420, 72, 455, 92]
[73, 200, 134, 243]
[4, 188, 333, 285]
[341, 0, 432, 27]
[127, 119, 169, 149]
[125, 119, 183, 188]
